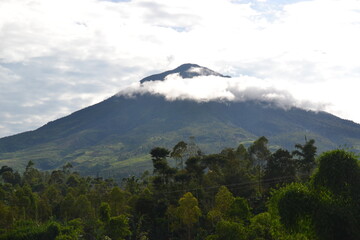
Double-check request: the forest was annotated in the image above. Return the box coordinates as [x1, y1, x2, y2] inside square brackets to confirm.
[0, 136, 359, 240]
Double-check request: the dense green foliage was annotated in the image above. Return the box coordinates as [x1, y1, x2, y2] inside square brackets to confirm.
[0, 137, 359, 239]
[270, 150, 360, 240]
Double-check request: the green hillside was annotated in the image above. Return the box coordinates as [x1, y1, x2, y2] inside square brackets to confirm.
[0, 93, 360, 179]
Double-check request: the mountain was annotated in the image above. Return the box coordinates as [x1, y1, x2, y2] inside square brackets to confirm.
[139, 63, 230, 83]
[1, 64, 360, 178]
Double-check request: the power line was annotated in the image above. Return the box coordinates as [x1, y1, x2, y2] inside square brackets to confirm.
[161, 174, 304, 195]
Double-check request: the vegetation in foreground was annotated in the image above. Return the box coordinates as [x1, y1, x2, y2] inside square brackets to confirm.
[0, 137, 359, 239]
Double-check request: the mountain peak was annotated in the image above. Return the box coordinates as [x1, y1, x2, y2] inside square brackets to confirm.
[140, 63, 230, 83]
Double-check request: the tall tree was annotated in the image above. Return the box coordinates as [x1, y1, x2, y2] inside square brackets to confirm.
[109, 186, 129, 216]
[227, 197, 252, 224]
[1, 169, 21, 185]
[208, 186, 234, 224]
[263, 149, 296, 191]
[248, 137, 271, 194]
[185, 156, 206, 185]
[99, 202, 111, 223]
[60, 193, 75, 221]
[74, 194, 94, 220]
[292, 138, 317, 180]
[105, 215, 131, 240]
[171, 141, 188, 169]
[23, 161, 43, 190]
[176, 192, 202, 240]
[150, 147, 176, 187]
[207, 220, 246, 240]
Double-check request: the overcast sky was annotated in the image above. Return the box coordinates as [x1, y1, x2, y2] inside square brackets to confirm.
[1, 0, 360, 138]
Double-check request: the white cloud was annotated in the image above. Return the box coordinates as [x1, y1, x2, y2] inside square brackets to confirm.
[1, 0, 360, 137]
[118, 73, 328, 111]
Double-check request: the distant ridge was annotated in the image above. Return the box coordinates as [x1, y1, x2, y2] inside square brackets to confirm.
[140, 63, 231, 83]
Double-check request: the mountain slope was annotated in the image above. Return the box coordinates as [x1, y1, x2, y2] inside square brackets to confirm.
[0, 64, 360, 177]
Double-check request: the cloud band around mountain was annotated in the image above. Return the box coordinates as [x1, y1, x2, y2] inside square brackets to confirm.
[117, 73, 328, 111]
